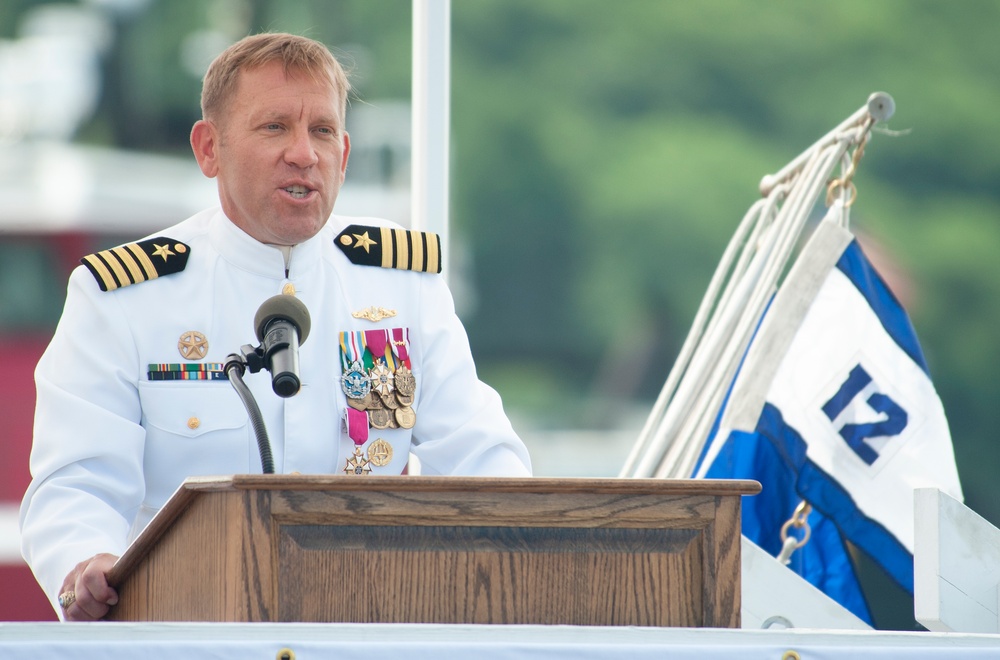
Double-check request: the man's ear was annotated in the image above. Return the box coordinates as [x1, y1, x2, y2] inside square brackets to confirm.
[190, 119, 220, 178]
[340, 131, 351, 178]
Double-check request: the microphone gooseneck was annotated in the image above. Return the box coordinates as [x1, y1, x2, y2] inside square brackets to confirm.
[224, 294, 313, 474]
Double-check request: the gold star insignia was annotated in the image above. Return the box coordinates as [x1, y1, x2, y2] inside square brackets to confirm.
[352, 231, 377, 253]
[152, 243, 175, 261]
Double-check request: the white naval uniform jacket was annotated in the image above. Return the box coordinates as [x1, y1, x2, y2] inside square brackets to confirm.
[19, 208, 531, 610]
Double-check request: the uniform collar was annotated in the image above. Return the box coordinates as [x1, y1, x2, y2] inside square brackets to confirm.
[208, 210, 325, 278]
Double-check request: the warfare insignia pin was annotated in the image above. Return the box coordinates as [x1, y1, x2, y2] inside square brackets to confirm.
[177, 331, 209, 360]
[351, 306, 398, 323]
[368, 439, 393, 467]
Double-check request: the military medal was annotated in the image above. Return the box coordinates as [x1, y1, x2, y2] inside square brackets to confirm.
[394, 367, 416, 396]
[369, 407, 392, 430]
[343, 409, 373, 475]
[344, 446, 372, 475]
[346, 390, 372, 411]
[394, 365, 416, 399]
[340, 331, 372, 400]
[368, 438, 393, 467]
[339, 327, 416, 473]
[395, 406, 416, 429]
[341, 360, 371, 399]
[391, 330, 416, 411]
[369, 363, 394, 396]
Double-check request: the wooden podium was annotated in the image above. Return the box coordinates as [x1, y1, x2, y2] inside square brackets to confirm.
[105, 475, 759, 627]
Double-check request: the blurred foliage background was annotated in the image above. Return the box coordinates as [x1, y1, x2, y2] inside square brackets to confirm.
[4, 0, 1000, 628]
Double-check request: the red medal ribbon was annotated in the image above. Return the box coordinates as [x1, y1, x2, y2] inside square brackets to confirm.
[346, 408, 369, 445]
[391, 328, 410, 368]
[364, 329, 389, 360]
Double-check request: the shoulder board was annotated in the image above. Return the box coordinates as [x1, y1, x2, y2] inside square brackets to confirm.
[335, 224, 442, 274]
[81, 237, 191, 292]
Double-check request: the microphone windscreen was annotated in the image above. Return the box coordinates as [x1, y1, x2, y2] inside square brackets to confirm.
[254, 294, 312, 344]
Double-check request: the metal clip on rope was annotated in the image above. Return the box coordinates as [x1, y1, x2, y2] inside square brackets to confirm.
[777, 501, 813, 565]
[760, 91, 895, 198]
[825, 119, 872, 208]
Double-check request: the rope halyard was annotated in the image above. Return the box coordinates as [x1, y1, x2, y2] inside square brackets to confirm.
[620, 92, 896, 481]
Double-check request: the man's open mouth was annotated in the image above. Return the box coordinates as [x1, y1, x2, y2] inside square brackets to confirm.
[284, 185, 310, 199]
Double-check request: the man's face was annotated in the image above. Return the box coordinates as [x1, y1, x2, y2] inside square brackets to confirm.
[191, 61, 350, 245]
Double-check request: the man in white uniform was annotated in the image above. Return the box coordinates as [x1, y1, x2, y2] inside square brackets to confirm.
[19, 33, 531, 622]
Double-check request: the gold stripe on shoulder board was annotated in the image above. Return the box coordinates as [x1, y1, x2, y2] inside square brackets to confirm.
[81, 237, 191, 292]
[336, 224, 442, 274]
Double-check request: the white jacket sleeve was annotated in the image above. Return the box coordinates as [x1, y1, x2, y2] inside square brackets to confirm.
[19, 267, 146, 610]
[407, 272, 531, 476]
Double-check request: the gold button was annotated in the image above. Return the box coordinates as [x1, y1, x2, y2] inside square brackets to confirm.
[282, 283, 296, 296]
[187, 417, 201, 430]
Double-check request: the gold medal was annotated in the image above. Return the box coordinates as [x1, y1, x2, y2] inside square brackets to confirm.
[394, 365, 416, 397]
[343, 446, 372, 475]
[395, 393, 414, 407]
[368, 438, 393, 467]
[395, 405, 416, 429]
[370, 407, 392, 430]
[380, 390, 400, 409]
[347, 390, 373, 411]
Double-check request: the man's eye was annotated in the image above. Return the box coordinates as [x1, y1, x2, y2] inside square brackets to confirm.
[265, 123, 282, 130]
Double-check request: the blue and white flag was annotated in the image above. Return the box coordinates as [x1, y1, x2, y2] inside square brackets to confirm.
[695, 201, 964, 623]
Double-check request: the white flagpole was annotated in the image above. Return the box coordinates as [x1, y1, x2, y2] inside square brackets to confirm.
[412, 0, 451, 271]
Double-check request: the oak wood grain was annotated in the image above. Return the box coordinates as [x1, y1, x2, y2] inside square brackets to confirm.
[106, 476, 757, 626]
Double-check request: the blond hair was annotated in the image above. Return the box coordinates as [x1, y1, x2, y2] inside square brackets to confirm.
[201, 33, 351, 122]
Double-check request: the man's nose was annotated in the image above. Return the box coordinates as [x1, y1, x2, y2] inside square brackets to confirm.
[284, 127, 319, 168]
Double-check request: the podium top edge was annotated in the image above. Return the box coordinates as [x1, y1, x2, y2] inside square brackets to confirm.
[182, 474, 762, 496]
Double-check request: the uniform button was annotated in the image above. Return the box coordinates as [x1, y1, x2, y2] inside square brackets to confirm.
[187, 417, 201, 430]
[282, 283, 296, 296]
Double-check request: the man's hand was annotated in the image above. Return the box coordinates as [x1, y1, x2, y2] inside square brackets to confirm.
[58, 553, 120, 621]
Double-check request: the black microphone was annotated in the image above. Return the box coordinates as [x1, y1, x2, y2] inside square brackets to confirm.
[253, 295, 312, 398]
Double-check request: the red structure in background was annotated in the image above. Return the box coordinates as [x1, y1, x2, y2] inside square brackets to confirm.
[2, 338, 61, 621]
[0, 232, 124, 621]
